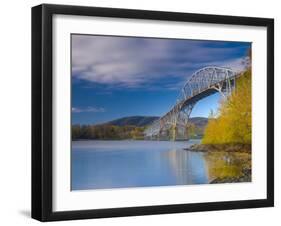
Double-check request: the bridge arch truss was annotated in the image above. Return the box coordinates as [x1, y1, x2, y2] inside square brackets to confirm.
[144, 66, 238, 140]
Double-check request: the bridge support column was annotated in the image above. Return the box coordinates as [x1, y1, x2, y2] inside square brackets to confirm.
[213, 82, 227, 100]
[170, 108, 179, 141]
[171, 123, 177, 141]
[181, 103, 195, 140]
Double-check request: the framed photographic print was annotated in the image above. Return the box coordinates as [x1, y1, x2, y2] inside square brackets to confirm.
[32, 4, 274, 221]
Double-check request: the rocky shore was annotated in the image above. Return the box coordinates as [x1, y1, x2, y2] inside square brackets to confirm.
[185, 143, 251, 153]
[210, 168, 251, 183]
[185, 143, 252, 183]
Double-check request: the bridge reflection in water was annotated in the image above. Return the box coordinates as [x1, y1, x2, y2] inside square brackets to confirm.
[163, 149, 208, 184]
[144, 66, 238, 141]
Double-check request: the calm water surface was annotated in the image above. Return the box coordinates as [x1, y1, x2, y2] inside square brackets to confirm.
[71, 140, 247, 190]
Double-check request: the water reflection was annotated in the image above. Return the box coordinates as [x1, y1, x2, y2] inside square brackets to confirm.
[71, 140, 251, 190]
[203, 151, 251, 182]
[163, 149, 208, 185]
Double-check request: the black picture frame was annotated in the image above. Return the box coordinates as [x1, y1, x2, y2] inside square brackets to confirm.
[32, 3, 274, 222]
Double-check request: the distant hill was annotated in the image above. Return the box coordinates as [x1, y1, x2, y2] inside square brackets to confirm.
[72, 116, 209, 140]
[104, 116, 160, 127]
[188, 117, 209, 137]
[103, 116, 208, 129]
[189, 117, 208, 128]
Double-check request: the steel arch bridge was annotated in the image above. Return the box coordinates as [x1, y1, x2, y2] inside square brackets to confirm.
[144, 66, 238, 140]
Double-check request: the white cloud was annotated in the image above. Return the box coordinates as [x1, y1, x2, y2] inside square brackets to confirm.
[72, 106, 105, 113]
[72, 35, 172, 87]
[215, 58, 246, 73]
[72, 35, 250, 88]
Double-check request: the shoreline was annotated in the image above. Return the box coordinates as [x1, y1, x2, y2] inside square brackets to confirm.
[185, 142, 252, 183]
[210, 167, 252, 184]
[185, 143, 251, 153]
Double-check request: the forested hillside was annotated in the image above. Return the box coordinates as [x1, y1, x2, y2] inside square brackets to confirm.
[72, 116, 208, 140]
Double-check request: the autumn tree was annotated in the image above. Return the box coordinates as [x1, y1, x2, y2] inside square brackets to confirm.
[202, 69, 251, 145]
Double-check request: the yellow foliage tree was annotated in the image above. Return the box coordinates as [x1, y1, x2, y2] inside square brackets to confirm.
[202, 69, 251, 145]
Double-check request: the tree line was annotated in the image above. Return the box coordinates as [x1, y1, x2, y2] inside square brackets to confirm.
[72, 124, 145, 140]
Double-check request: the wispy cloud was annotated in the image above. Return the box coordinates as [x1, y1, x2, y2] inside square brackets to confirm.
[211, 58, 246, 73]
[72, 35, 250, 89]
[72, 106, 105, 113]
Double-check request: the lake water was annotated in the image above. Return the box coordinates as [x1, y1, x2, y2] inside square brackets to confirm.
[71, 140, 248, 190]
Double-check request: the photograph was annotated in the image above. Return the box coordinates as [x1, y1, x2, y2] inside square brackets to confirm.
[71, 34, 252, 190]
[31, 3, 274, 221]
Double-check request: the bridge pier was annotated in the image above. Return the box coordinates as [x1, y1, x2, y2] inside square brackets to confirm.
[171, 123, 177, 141]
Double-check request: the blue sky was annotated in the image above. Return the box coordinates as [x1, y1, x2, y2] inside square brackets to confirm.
[71, 34, 251, 125]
